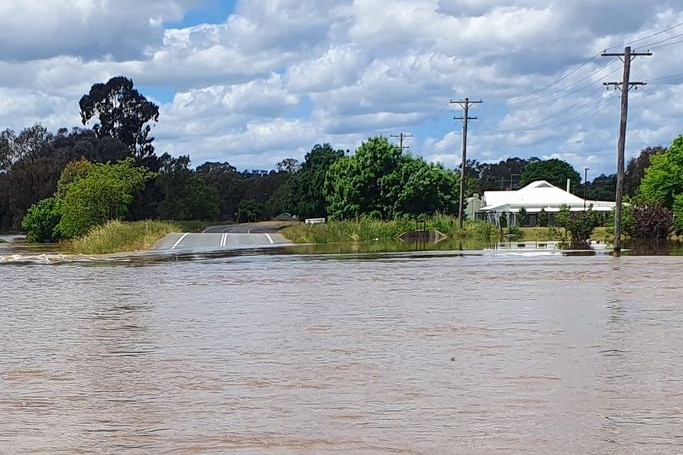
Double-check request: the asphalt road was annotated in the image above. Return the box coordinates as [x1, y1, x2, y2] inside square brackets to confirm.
[153, 222, 294, 251]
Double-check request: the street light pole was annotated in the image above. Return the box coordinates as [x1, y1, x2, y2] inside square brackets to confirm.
[583, 167, 589, 210]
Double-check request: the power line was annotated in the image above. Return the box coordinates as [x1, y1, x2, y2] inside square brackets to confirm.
[624, 20, 683, 47]
[648, 36, 683, 50]
[509, 60, 620, 107]
[508, 51, 604, 105]
[634, 30, 683, 50]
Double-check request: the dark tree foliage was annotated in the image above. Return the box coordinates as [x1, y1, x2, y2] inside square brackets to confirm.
[520, 158, 581, 192]
[624, 146, 665, 197]
[472, 157, 538, 191]
[236, 199, 264, 223]
[285, 144, 345, 219]
[587, 173, 616, 201]
[156, 155, 220, 221]
[196, 162, 245, 220]
[624, 198, 673, 239]
[80, 76, 160, 161]
[194, 162, 289, 221]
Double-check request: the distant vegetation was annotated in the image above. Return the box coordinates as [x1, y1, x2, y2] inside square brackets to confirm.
[282, 215, 496, 244]
[3, 75, 683, 248]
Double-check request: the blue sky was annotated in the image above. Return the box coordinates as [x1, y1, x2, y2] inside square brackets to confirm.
[0, 0, 682, 180]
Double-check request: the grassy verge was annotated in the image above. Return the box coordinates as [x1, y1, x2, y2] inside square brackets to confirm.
[281, 215, 496, 244]
[64, 220, 181, 254]
[282, 217, 621, 245]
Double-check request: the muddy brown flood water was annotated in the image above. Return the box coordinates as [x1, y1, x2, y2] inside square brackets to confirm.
[1, 250, 682, 454]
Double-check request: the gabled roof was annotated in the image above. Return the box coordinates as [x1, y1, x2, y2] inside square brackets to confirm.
[481, 180, 615, 212]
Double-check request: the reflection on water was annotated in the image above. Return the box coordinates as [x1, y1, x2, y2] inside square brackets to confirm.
[1, 252, 682, 454]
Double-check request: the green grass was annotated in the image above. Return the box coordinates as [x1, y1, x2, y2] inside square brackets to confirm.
[280, 215, 497, 244]
[65, 220, 181, 254]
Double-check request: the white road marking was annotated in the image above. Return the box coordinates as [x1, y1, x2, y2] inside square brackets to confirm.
[171, 233, 189, 250]
[220, 233, 228, 247]
[264, 233, 274, 244]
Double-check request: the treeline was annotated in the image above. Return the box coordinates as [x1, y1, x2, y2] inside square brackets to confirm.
[1, 75, 676, 241]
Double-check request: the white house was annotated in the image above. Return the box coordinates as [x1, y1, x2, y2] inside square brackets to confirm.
[479, 180, 616, 227]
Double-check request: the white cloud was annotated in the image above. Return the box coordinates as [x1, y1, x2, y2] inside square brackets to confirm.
[0, 0, 682, 176]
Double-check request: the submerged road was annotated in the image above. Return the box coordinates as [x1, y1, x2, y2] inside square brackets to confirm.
[152, 222, 293, 251]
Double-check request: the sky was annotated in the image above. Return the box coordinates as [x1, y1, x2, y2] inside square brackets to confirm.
[1, 0, 683, 179]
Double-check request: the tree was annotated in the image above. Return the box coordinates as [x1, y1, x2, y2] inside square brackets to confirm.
[324, 156, 362, 220]
[519, 158, 580, 192]
[673, 194, 683, 235]
[196, 161, 245, 220]
[473, 157, 538, 191]
[640, 136, 683, 208]
[236, 199, 264, 223]
[277, 158, 300, 173]
[21, 197, 62, 243]
[623, 197, 672, 239]
[324, 136, 459, 220]
[587, 173, 616, 201]
[624, 146, 665, 197]
[56, 158, 155, 238]
[389, 158, 458, 217]
[555, 204, 600, 243]
[285, 144, 345, 219]
[79, 76, 160, 161]
[156, 155, 220, 221]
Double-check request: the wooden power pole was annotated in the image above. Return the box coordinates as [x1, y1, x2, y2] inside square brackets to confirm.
[451, 98, 481, 228]
[390, 133, 412, 151]
[602, 46, 651, 256]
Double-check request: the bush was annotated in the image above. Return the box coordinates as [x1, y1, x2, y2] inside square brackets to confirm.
[556, 205, 600, 242]
[624, 198, 673, 239]
[21, 197, 62, 243]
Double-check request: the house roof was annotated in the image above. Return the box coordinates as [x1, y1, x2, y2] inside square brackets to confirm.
[481, 180, 616, 212]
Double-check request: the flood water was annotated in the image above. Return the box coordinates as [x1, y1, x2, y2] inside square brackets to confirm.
[1, 246, 682, 454]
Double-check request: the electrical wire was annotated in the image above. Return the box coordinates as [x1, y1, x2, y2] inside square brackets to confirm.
[507, 51, 604, 105]
[623, 20, 683, 48]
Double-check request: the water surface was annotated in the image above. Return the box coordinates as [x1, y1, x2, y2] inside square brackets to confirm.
[1, 250, 682, 454]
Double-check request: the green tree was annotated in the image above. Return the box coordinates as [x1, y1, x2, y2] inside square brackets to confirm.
[56, 158, 155, 239]
[324, 136, 404, 220]
[236, 199, 264, 223]
[285, 144, 345, 219]
[324, 156, 362, 220]
[324, 136, 459, 220]
[390, 157, 458, 216]
[625, 146, 665, 197]
[79, 76, 160, 162]
[196, 162, 245, 220]
[157, 155, 220, 221]
[538, 208, 549, 227]
[473, 157, 538, 190]
[21, 197, 62, 243]
[587, 173, 616, 201]
[555, 204, 600, 242]
[673, 194, 683, 235]
[640, 136, 683, 208]
[520, 158, 581, 192]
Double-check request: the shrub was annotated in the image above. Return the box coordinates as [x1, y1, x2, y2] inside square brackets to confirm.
[624, 198, 673, 239]
[21, 197, 62, 243]
[556, 205, 600, 242]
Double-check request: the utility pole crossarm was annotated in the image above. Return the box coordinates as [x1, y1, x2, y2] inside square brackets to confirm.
[390, 133, 413, 151]
[450, 98, 482, 229]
